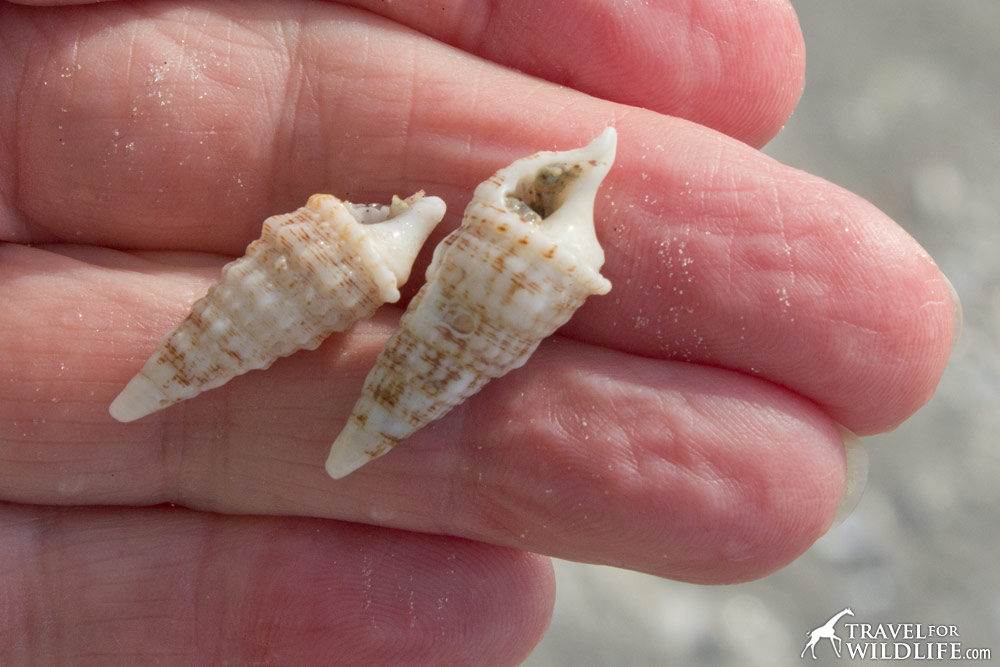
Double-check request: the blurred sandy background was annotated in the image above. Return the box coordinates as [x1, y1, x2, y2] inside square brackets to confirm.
[525, 1, 1000, 664]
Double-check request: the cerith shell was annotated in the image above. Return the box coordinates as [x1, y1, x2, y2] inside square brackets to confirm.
[109, 191, 445, 422]
[325, 128, 617, 478]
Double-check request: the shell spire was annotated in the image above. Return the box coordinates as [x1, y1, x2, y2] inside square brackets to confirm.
[109, 191, 446, 423]
[326, 128, 617, 478]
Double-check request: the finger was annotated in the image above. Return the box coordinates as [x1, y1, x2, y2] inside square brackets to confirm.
[2, 1, 954, 434]
[3, 0, 797, 250]
[573, 149, 957, 434]
[0, 244, 845, 583]
[335, 0, 805, 146]
[2, 0, 803, 146]
[3, 1, 116, 5]
[0, 503, 553, 666]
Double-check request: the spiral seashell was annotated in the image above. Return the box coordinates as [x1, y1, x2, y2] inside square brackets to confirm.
[110, 191, 446, 423]
[326, 128, 617, 478]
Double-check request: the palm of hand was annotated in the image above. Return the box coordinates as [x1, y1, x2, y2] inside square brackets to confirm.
[0, 1, 955, 664]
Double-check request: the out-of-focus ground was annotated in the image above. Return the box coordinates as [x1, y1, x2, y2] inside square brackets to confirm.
[525, 1, 1000, 664]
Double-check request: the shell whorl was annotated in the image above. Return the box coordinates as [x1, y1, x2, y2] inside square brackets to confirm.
[109, 191, 445, 423]
[326, 128, 617, 478]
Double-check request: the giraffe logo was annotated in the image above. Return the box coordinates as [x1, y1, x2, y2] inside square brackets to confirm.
[801, 607, 855, 659]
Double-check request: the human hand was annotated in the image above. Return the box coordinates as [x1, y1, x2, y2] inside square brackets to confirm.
[0, 1, 956, 664]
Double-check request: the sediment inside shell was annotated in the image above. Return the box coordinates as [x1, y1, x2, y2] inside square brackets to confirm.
[325, 127, 618, 478]
[504, 162, 584, 222]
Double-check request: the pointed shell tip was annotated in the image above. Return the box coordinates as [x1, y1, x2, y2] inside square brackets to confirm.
[325, 421, 394, 479]
[589, 126, 618, 161]
[108, 374, 164, 423]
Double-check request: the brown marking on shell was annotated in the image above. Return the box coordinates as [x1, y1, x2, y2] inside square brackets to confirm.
[329, 200, 609, 466]
[325, 129, 617, 479]
[109, 192, 445, 423]
[365, 439, 392, 457]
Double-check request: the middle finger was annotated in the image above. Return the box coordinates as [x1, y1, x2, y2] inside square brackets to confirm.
[1, 242, 845, 584]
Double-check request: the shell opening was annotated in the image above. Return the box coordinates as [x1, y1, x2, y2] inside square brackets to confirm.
[504, 162, 583, 224]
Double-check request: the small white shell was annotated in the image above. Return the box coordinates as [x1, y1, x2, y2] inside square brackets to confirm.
[326, 128, 617, 478]
[109, 192, 445, 423]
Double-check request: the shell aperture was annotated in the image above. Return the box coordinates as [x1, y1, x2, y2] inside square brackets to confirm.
[325, 128, 617, 478]
[109, 192, 445, 423]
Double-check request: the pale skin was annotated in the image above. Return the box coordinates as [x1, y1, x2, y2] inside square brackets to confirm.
[0, 0, 956, 665]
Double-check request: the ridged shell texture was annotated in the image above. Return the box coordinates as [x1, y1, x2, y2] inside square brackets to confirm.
[109, 192, 445, 423]
[326, 128, 617, 478]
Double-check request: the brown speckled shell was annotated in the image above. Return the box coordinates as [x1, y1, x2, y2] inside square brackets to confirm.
[346, 201, 610, 454]
[326, 128, 616, 477]
[109, 192, 444, 422]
